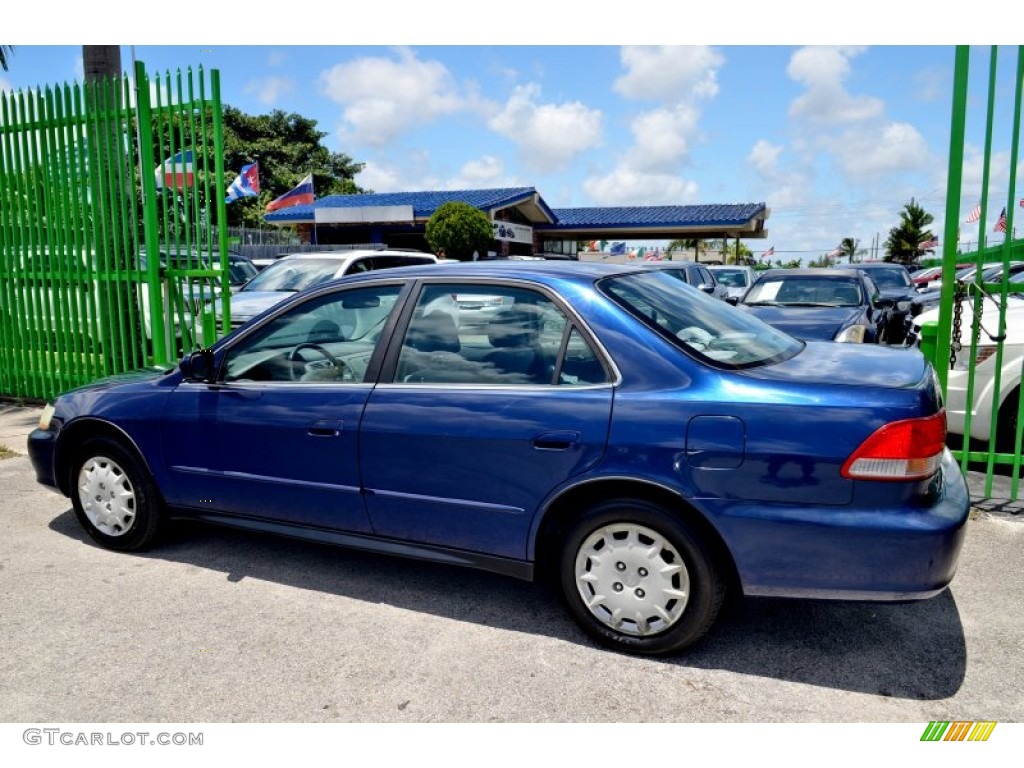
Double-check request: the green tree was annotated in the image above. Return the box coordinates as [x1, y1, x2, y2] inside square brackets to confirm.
[838, 237, 862, 263]
[885, 200, 935, 265]
[666, 239, 707, 261]
[0, 46, 14, 71]
[720, 240, 753, 265]
[425, 201, 493, 261]
[221, 106, 367, 228]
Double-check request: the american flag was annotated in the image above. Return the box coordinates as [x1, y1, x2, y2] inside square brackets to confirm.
[918, 237, 939, 251]
[760, 246, 774, 260]
[965, 203, 981, 223]
[994, 207, 1007, 233]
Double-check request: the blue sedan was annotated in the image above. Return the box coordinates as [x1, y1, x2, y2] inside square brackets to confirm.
[740, 268, 893, 343]
[28, 261, 969, 656]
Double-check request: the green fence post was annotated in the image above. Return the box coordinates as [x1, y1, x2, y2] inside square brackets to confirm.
[919, 320, 939, 370]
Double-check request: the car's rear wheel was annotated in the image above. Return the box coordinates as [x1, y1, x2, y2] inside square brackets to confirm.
[996, 386, 1021, 456]
[71, 438, 162, 552]
[558, 499, 725, 655]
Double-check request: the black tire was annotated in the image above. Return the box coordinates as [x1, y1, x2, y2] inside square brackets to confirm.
[996, 387, 1021, 457]
[70, 437, 163, 552]
[558, 498, 725, 656]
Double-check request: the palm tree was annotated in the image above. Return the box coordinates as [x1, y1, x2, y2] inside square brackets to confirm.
[839, 237, 860, 263]
[667, 238, 707, 262]
[0, 46, 14, 72]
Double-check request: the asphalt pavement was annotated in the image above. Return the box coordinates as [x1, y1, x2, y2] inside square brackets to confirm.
[1, 401, 1022, 722]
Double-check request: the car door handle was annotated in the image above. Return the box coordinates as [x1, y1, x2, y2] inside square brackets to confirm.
[532, 431, 580, 451]
[308, 420, 343, 437]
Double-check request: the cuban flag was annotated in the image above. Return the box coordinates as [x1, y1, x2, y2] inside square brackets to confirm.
[225, 162, 260, 204]
[155, 150, 194, 190]
[266, 173, 314, 213]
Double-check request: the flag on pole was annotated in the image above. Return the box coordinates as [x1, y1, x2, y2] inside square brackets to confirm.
[608, 241, 626, 255]
[994, 207, 1007, 233]
[918, 237, 939, 251]
[225, 162, 260, 203]
[266, 173, 315, 213]
[965, 203, 981, 223]
[155, 150, 194, 190]
[760, 246, 774, 260]
[827, 246, 843, 259]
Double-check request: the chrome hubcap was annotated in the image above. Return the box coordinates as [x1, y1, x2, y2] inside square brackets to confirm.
[78, 456, 136, 537]
[575, 522, 690, 636]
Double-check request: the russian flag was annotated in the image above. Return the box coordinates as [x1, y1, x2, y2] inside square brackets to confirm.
[266, 173, 314, 213]
[155, 150, 194, 190]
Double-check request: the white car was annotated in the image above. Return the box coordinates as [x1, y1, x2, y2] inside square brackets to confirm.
[914, 297, 1024, 449]
[226, 250, 438, 330]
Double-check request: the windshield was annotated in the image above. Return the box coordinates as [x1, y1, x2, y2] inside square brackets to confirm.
[228, 255, 259, 285]
[242, 258, 343, 293]
[861, 266, 912, 290]
[710, 268, 750, 288]
[744, 275, 864, 307]
[601, 271, 802, 369]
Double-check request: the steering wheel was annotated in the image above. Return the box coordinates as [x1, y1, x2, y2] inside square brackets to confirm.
[287, 343, 351, 382]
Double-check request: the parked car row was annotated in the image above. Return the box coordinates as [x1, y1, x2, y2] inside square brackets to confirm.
[29, 259, 969, 656]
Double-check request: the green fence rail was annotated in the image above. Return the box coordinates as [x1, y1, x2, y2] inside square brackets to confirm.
[932, 45, 1024, 498]
[0, 61, 228, 401]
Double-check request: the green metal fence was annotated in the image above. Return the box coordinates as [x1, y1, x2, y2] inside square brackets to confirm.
[931, 45, 1024, 498]
[0, 61, 228, 401]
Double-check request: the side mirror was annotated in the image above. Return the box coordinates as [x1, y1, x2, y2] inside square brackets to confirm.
[698, 283, 715, 294]
[726, 296, 740, 306]
[180, 348, 216, 383]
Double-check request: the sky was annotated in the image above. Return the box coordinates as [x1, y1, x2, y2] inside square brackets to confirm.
[3, 7, 1022, 264]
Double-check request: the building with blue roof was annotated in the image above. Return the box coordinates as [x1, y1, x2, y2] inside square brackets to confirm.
[264, 187, 768, 259]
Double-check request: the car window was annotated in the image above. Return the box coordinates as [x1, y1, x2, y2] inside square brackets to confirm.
[862, 266, 912, 290]
[745, 275, 864, 307]
[697, 267, 714, 286]
[602, 270, 802, 369]
[242, 258, 345, 293]
[221, 284, 403, 383]
[711, 268, 750, 288]
[394, 284, 607, 386]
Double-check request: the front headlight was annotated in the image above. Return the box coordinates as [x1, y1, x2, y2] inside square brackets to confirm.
[896, 300, 912, 312]
[835, 325, 867, 343]
[38, 403, 56, 431]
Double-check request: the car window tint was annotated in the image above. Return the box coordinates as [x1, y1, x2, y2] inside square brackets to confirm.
[396, 284, 587, 386]
[557, 327, 608, 385]
[222, 284, 402, 383]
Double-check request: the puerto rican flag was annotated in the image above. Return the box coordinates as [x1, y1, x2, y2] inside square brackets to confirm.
[225, 162, 260, 203]
[266, 173, 314, 213]
[155, 150, 194, 190]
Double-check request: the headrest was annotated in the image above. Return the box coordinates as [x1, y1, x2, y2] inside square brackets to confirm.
[488, 305, 542, 348]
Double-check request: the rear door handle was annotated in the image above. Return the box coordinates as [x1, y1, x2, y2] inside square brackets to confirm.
[532, 430, 580, 451]
[308, 420, 343, 437]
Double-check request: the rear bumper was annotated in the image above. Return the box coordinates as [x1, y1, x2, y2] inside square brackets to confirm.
[710, 449, 970, 600]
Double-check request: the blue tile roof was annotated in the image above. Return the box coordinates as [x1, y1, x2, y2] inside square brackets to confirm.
[265, 187, 554, 223]
[542, 203, 766, 230]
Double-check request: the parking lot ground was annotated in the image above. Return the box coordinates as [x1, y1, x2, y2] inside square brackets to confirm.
[0, 403, 1022, 723]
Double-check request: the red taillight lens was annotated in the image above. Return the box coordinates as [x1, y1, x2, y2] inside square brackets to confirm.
[841, 411, 947, 481]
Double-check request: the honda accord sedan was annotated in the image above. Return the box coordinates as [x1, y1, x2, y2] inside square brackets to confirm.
[28, 261, 969, 656]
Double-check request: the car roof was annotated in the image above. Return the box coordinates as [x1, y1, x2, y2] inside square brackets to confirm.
[276, 249, 436, 263]
[759, 268, 864, 278]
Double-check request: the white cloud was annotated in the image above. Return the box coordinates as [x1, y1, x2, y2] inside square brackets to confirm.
[747, 140, 783, 176]
[583, 167, 699, 206]
[787, 46, 884, 126]
[622, 105, 700, 173]
[448, 155, 518, 189]
[488, 83, 602, 174]
[826, 121, 931, 179]
[614, 46, 723, 102]
[267, 50, 287, 68]
[0, 76, 11, 93]
[319, 47, 467, 146]
[244, 76, 294, 106]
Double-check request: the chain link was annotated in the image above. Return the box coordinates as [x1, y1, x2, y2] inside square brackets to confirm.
[950, 283, 964, 368]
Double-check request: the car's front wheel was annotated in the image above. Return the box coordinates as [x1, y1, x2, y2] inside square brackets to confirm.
[71, 438, 163, 552]
[558, 499, 725, 655]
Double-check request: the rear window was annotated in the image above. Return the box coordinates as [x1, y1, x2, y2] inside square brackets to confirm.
[600, 271, 802, 369]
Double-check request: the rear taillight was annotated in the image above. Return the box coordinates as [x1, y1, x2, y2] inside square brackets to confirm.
[841, 411, 946, 481]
